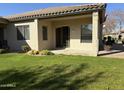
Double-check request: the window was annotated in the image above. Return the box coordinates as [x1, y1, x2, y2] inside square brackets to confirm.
[17, 25, 30, 40]
[81, 24, 92, 43]
[42, 26, 48, 40]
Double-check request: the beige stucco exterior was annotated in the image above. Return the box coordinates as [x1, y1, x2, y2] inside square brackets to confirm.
[2, 11, 103, 56]
[4, 20, 39, 51]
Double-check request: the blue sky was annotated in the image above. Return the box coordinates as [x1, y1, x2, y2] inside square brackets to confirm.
[0, 3, 124, 16]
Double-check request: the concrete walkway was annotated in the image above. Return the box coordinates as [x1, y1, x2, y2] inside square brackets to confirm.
[52, 49, 124, 59]
[51, 44, 124, 59]
[99, 50, 124, 59]
[51, 49, 89, 56]
[100, 52, 124, 59]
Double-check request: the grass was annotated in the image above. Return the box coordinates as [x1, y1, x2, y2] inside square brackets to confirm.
[0, 53, 124, 90]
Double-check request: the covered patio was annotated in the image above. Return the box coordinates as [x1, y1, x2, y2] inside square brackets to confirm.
[37, 11, 104, 56]
[0, 17, 9, 49]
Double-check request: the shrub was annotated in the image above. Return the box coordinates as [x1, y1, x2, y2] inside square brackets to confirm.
[103, 36, 114, 51]
[27, 50, 33, 55]
[21, 45, 31, 53]
[106, 36, 113, 46]
[33, 50, 39, 55]
[27, 50, 39, 55]
[111, 38, 115, 44]
[122, 38, 124, 44]
[103, 37, 107, 44]
[118, 35, 122, 40]
[0, 49, 8, 54]
[114, 38, 118, 44]
[39, 50, 54, 55]
[27, 49, 54, 56]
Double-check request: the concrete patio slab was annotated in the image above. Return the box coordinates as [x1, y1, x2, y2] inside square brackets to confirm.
[99, 50, 124, 59]
[51, 49, 96, 56]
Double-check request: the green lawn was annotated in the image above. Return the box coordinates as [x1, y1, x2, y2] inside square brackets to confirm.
[0, 53, 124, 90]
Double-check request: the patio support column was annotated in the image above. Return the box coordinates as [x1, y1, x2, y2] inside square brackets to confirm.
[92, 12, 99, 56]
[32, 19, 39, 50]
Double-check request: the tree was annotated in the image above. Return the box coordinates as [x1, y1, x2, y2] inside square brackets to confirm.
[112, 10, 124, 34]
[103, 10, 124, 35]
[103, 12, 116, 34]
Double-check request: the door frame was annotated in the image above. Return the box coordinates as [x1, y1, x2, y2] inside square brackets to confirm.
[55, 26, 70, 48]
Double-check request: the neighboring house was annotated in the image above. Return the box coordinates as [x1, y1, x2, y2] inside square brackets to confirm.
[120, 30, 124, 39]
[104, 30, 124, 40]
[104, 32, 118, 39]
[0, 3, 106, 56]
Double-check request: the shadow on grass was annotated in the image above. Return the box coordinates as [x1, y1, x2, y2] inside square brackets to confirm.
[0, 63, 105, 90]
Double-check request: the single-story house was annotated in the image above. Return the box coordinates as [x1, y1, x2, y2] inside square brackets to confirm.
[103, 32, 118, 39]
[0, 3, 106, 56]
[104, 30, 124, 40]
[120, 30, 124, 40]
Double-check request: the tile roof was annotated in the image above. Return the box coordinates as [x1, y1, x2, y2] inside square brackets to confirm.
[4, 3, 106, 22]
[121, 30, 124, 33]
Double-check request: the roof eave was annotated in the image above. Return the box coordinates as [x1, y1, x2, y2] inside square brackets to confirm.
[7, 8, 105, 22]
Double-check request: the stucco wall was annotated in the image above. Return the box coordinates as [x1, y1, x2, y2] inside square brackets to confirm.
[52, 17, 93, 50]
[5, 20, 39, 51]
[38, 20, 54, 50]
[121, 33, 124, 39]
[38, 13, 100, 56]
[5, 12, 100, 56]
